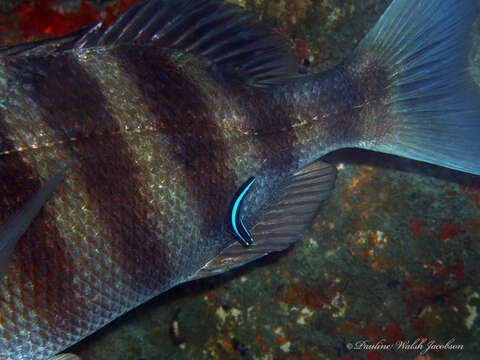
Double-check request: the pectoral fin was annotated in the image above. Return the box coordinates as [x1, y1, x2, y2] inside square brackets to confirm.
[193, 159, 337, 279]
[49, 354, 81, 360]
[0, 164, 70, 281]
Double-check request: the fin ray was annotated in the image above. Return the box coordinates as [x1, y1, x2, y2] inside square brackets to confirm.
[49, 354, 81, 360]
[348, 0, 480, 174]
[83, 0, 297, 86]
[192, 160, 337, 279]
[0, 26, 97, 57]
[1, 0, 296, 86]
[0, 164, 70, 281]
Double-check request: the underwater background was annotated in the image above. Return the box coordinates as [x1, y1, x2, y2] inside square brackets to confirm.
[0, 0, 479, 359]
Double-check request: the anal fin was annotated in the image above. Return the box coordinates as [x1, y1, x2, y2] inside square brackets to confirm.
[0, 163, 70, 281]
[193, 160, 337, 279]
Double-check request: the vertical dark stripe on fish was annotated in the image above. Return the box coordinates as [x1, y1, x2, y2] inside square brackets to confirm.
[113, 46, 237, 243]
[236, 66, 366, 163]
[6, 54, 172, 294]
[0, 115, 79, 343]
[305, 67, 364, 146]
[236, 86, 298, 174]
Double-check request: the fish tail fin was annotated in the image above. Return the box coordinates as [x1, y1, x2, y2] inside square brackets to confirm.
[346, 0, 480, 174]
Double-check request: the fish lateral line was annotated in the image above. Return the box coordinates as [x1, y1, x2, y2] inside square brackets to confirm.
[230, 176, 256, 247]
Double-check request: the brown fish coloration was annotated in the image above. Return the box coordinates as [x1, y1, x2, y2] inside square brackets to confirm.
[0, 0, 479, 358]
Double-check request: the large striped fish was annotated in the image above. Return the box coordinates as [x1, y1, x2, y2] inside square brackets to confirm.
[1, 0, 479, 358]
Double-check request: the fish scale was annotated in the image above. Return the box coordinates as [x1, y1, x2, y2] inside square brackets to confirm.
[0, 43, 296, 357]
[0, 0, 479, 358]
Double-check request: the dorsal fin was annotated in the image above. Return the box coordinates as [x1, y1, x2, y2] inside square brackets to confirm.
[0, 0, 297, 87]
[79, 0, 297, 86]
[0, 25, 99, 57]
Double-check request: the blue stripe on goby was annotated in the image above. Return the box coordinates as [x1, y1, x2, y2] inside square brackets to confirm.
[230, 176, 256, 247]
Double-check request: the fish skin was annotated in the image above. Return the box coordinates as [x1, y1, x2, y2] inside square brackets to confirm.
[0, 0, 478, 358]
[0, 162, 71, 281]
[0, 28, 348, 360]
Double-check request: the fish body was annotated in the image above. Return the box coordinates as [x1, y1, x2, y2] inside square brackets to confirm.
[0, 0, 479, 358]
